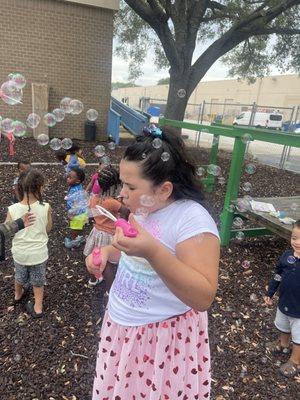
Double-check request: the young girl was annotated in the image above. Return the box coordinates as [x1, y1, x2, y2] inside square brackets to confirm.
[56, 143, 86, 173]
[264, 220, 300, 378]
[6, 169, 52, 318]
[64, 167, 88, 249]
[85, 161, 105, 197]
[86, 126, 220, 399]
[84, 165, 128, 286]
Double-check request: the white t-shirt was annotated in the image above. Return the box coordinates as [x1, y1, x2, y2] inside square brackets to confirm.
[108, 200, 219, 326]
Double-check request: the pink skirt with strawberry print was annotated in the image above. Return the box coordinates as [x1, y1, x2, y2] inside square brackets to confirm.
[92, 309, 211, 400]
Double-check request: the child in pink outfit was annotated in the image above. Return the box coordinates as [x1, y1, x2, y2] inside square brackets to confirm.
[85, 162, 105, 196]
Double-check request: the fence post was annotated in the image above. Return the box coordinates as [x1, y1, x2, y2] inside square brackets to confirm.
[196, 100, 205, 148]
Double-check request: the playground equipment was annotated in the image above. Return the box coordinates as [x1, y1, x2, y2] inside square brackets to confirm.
[159, 117, 300, 246]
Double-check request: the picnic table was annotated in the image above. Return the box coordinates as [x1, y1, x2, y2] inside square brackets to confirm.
[238, 196, 300, 241]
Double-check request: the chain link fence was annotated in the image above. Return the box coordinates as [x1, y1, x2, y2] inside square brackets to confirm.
[138, 97, 300, 173]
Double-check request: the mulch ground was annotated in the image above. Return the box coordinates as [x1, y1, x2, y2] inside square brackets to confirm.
[0, 136, 299, 400]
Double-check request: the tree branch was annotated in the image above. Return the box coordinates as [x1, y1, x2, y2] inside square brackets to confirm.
[253, 27, 300, 35]
[208, 1, 226, 11]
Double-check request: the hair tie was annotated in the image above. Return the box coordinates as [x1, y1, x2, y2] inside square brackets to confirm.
[143, 124, 163, 139]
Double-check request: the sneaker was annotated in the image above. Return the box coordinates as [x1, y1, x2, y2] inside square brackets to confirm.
[88, 277, 104, 287]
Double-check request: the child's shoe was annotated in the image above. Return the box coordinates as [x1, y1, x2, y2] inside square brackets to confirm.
[88, 276, 103, 287]
[64, 237, 73, 249]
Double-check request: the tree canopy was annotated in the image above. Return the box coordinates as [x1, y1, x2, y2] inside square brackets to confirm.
[114, 1, 300, 120]
[157, 77, 170, 85]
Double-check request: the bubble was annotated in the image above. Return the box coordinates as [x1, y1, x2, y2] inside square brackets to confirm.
[94, 145, 105, 157]
[233, 217, 243, 228]
[236, 198, 251, 212]
[49, 138, 62, 151]
[261, 357, 268, 365]
[152, 138, 162, 149]
[245, 164, 256, 174]
[140, 194, 156, 208]
[135, 207, 149, 218]
[241, 260, 250, 269]
[52, 108, 65, 122]
[250, 293, 258, 302]
[161, 152, 170, 162]
[241, 134, 253, 144]
[226, 204, 235, 213]
[196, 167, 205, 177]
[70, 99, 84, 115]
[274, 274, 282, 282]
[9, 72, 26, 89]
[43, 113, 57, 127]
[61, 138, 73, 150]
[60, 97, 72, 114]
[87, 109, 98, 121]
[13, 354, 21, 362]
[37, 134, 49, 146]
[11, 120, 26, 137]
[275, 360, 281, 367]
[0, 80, 23, 105]
[242, 182, 252, 192]
[207, 164, 221, 176]
[177, 89, 186, 98]
[142, 153, 147, 159]
[1, 118, 14, 132]
[290, 202, 299, 211]
[101, 156, 111, 165]
[287, 255, 296, 264]
[108, 141, 116, 151]
[218, 177, 226, 185]
[26, 113, 41, 129]
[236, 231, 245, 241]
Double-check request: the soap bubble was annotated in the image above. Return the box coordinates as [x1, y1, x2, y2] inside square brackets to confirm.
[161, 152, 170, 162]
[61, 138, 73, 150]
[236, 198, 251, 212]
[13, 354, 21, 362]
[94, 145, 105, 157]
[261, 357, 268, 365]
[87, 109, 98, 121]
[250, 293, 258, 302]
[274, 274, 282, 282]
[26, 113, 41, 129]
[60, 97, 72, 114]
[177, 89, 186, 98]
[52, 108, 65, 122]
[226, 204, 235, 213]
[233, 217, 243, 228]
[241, 134, 253, 144]
[218, 177, 226, 185]
[142, 153, 147, 159]
[0, 80, 23, 105]
[108, 141, 116, 151]
[37, 134, 49, 146]
[11, 120, 26, 137]
[236, 231, 245, 241]
[1, 118, 14, 132]
[152, 138, 162, 149]
[49, 138, 62, 151]
[43, 113, 57, 127]
[196, 167, 205, 177]
[242, 260, 250, 269]
[287, 256, 296, 264]
[290, 203, 299, 211]
[9, 73, 26, 89]
[70, 99, 84, 115]
[207, 164, 221, 176]
[242, 182, 252, 192]
[101, 156, 111, 165]
[140, 194, 155, 207]
[245, 164, 256, 174]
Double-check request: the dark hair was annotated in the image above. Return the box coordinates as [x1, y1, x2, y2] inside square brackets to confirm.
[18, 169, 45, 211]
[69, 143, 82, 155]
[123, 126, 204, 204]
[293, 220, 300, 229]
[17, 160, 31, 169]
[56, 149, 67, 164]
[70, 166, 85, 183]
[98, 165, 120, 195]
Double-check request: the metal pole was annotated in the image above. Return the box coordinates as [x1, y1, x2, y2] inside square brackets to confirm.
[196, 100, 205, 148]
[195, 103, 202, 146]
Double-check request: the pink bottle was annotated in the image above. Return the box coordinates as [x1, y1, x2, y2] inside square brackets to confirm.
[115, 219, 138, 238]
[92, 247, 102, 279]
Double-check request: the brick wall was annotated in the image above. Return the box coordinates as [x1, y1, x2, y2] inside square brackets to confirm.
[0, 0, 114, 140]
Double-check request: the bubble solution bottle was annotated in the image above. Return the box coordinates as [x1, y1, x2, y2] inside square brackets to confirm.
[92, 247, 102, 279]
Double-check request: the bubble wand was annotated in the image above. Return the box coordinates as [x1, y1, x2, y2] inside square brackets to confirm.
[95, 205, 138, 238]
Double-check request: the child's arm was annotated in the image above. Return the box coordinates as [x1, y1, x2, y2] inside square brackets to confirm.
[112, 215, 220, 311]
[264, 256, 284, 304]
[85, 178, 93, 194]
[46, 206, 53, 233]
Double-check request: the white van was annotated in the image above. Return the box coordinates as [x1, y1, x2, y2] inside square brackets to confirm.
[233, 111, 283, 129]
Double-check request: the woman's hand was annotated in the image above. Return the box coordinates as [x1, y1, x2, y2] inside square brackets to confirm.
[22, 212, 36, 227]
[112, 214, 158, 259]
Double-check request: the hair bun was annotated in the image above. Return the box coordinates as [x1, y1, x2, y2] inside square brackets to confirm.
[143, 124, 163, 139]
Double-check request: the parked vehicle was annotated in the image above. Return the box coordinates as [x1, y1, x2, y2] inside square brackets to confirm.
[233, 111, 283, 129]
[282, 121, 300, 132]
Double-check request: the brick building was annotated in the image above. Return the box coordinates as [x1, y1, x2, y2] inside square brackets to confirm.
[0, 0, 119, 139]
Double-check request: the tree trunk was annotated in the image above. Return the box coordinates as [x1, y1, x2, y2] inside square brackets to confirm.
[164, 71, 190, 122]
